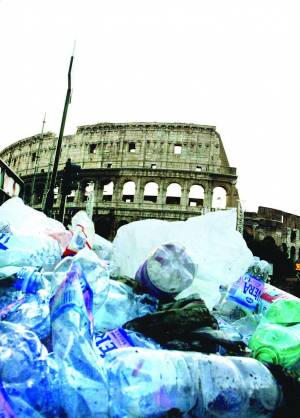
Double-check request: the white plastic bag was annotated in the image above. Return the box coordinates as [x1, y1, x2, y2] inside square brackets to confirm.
[112, 209, 253, 309]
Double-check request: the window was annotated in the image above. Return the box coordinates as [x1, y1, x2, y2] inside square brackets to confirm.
[103, 181, 114, 202]
[32, 153, 36, 162]
[107, 163, 112, 168]
[122, 181, 136, 202]
[151, 163, 157, 169]
[128, 142, 136, 153]
[89, 144, 97, 154]
[174, 144, 182, 155]
[196, 166, 202, 172]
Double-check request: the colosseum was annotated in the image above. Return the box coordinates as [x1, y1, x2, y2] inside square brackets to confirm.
[0, 122, 240, 239]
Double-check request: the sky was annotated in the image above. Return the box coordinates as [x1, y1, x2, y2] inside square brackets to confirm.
[0, 0, 299, 215]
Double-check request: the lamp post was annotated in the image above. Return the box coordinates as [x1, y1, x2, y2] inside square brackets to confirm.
[43, 47, 75, 217]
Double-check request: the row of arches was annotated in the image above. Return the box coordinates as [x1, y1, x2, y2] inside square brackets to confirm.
[25, 180, 228, 209]
[93, 181, 226, 208]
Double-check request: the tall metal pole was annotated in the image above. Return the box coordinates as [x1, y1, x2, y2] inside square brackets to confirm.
[43, 50, 74, 217]
[30, 113, 46, 206]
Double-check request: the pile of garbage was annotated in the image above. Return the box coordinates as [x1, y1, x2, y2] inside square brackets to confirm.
[0, 197, 299, 417]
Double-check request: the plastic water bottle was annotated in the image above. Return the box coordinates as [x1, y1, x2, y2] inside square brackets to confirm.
[50, 261, 109, 417]
[214, 258, 270, 342]
[14, 266, 51, 295]
[0, 321, 60, 417]
[106, 347, 282, 417]
[257, 283, 299, 316]
[262, 298, 300, 325]
[0, 232, 62, 271]
[0, 267, 51, 340]
[94, 278, 158, 332]
[94, 327, 161, 359]
[249, 323, 300, 368]
[135, 242, 196, 300]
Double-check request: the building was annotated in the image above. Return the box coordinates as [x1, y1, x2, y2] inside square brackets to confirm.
[0, 122, 239, 238]
[244, 207, 300, 262]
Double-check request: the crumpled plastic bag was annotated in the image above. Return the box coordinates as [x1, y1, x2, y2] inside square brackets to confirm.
[112, 209, 253, 309]
[0, 197, 71, 251]
[64, 211, 95, 255]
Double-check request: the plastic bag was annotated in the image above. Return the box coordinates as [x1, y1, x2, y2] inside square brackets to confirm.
[112, 209, 253, 309]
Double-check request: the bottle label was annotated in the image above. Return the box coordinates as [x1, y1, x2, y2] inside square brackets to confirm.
[0, 233, 11, 251]
[50, 263, 94, 335]
[258, 284, 297, 314]
[95, 328, 135, 358]
[228, 273, 264, 310]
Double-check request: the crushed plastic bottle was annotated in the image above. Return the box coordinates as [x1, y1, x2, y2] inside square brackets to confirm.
[258, 283, 299, 316]
[0, 321, 61, 417]
[94, 278, 158, 332]
[94, 327, 161, 359]
[0, 232, 62, 271]
[50, 261, 109, 418]
[106, 347, 282, 417]
[0, 267, 52, 340]
[214, 258, 270, 342]
[135, 242, 196, 300]
[249, 323, 300, 368]
[262, 298, 300, 325]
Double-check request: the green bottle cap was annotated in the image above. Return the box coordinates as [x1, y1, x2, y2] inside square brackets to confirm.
[254, 347, 279, 364]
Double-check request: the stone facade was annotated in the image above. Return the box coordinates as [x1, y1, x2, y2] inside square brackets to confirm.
[0, 122, 239, 238]
[244, 207, 300, 262]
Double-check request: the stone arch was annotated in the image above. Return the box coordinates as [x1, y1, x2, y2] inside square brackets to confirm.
[291, 230, 297, 243]
[81, 179, 94, 202]
[212, 186, 227, 209]
[34, 182, 45, 204]
[94, 215, 113, 240]
[103, 181, 114, 202]
[188, 184, 204, 207]
[122, 180, 136, 202]
[166, 182, 181, 205]
[143, 181, 158, 203]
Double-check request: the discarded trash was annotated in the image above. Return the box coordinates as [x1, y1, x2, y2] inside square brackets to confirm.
[135, 242, 196, 300]
[249, 322, 300, 368]
[106, 347, 282, 417]
[112, 209, 253, 309]
[0, 198, 299, 417]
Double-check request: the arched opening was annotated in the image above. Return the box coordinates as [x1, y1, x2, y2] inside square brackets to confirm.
[166, 183, 181, 205]
[290, 246, 296, 262]
[34, 182, 45, 204]
[82, 180, 93, 202]
[212, 186, 227, 209]
[103, 181, 114, 202]
[291, 230, 297, 243]
[122, 181, 135, 203]
[94, 214, 114, 240]
[143, 182, 158, 203]
[66, 189, 76, 203]
[189, 185, 204, 207]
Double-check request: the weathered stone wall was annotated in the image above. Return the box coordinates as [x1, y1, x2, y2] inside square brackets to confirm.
[0, 122, 239, 238]
[244, 206, 300, 262]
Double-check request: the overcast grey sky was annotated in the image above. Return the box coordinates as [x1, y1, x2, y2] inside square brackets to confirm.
[0, 0, 299, 215]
